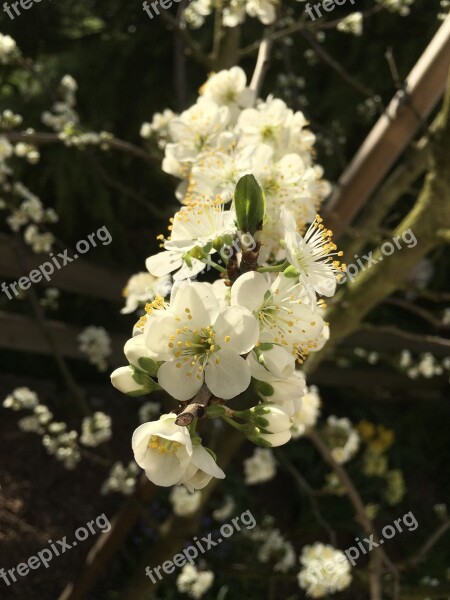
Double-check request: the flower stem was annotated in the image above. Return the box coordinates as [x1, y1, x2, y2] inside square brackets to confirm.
[257, 261, 289, 273]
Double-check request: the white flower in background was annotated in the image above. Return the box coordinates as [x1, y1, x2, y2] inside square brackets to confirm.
[376, 0, 414, 16]
[169, 485, 202, 516]
[40, 287, 60, 311]
[323, 416, 360, 464]
[132, 413, 193, 486]
[176, 564, 214, 599]
[140, 108, 176, 149]
[78, 326, 112, 372]
[231, 271, 325, 363]
[222, 0, 246, 27]
[185, 0, 213, 29]
[121, 272, 172, 314]
[337, 12, 363, 36]
[101, 461, 140, 496]
[0, 33, 19, 64]
[282, 209, 344, 298]
[297, 543, 352, 598]
[3, 387, 38, 411]
[200, 67, 255, 122]
[0, 136, 13, 160]
[245, 0, 277, 24]
[80, 411, 112, 447]
[246, 519, 296, 573]
[43, 423, 81, 470]
[144, 281, 259, 400]
[139, 401, 161, 423]
[213, 494, 236, 521]
[259, 528, 296, 572]
[23, 224, 54, 253]
[291, 385, 321, 438]
[178, 444, 226, 492]
[146, 200, 236, 281]
[244, 447, 277, 484]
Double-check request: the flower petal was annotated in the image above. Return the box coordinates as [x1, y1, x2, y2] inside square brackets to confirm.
[231, 271, 269, 313]
[146, 250, 182, 277]
[205, 349, 251, 399]
[172, 282, 220, 328]
[158, 359, 204, 401]
[214, 306, 259, 354]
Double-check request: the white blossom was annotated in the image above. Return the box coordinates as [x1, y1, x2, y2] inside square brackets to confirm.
[78, 326, 112, 372]
[297, 543, 352, 597]
[121, 271, 171, 314]
[244, 447, 277, 484]
[169, 485, 202, 516]
[176, 564, 214, 599]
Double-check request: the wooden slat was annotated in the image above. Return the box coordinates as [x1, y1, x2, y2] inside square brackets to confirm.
[0, 311, 126, 366]
[325, 16, 450, 239]
[0, 234, 129, 302]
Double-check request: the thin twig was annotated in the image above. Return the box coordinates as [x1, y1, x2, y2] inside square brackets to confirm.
[175, 384, 212, 426]
[399, 519, 450, 570]
[2, 131, 161, 167]
[306, 429, 401, 599]
[249, 26, 275, 96]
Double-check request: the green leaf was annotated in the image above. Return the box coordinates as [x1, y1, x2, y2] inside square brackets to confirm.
[234, 174, 266, 235]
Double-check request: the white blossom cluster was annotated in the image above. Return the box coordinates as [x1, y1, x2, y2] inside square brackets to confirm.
[322, 416, 360, 465]
[3, 386, 38, 410]
[101, 461, 140, 496]
[80, 411, 112, 447]
[399, 350, 450, 380]
[337, 12, 363, 36]
[112, 67, 343, 491]
[184, 0, 278, 29]
[3, 387, 82, 469]
[147, 67, 331, 259]
[297, 543, 352, 598]
[169, 485, 202, 516]
[41, 74, 113, 148]
[42, 422, 81, 470]
[78, 326, 112, 372]
[245, 516, 296, 573]
[0, 33, 19, 64]
[243, 447, 277, 484]
[176, 564, 214, 599]
[138, 400, 161, 423]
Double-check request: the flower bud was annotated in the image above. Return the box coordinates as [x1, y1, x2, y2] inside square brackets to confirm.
[124, 335, 159, 376]
[111, 366, 159, 397]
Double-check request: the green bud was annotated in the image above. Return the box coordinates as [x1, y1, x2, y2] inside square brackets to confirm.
[206, 404, 229, 419]
[234, 174, 266, 235]
[137, 357, 160, 377]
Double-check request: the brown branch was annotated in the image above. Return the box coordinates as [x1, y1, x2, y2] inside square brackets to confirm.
[325, 16, 450, 239]
[399, 519, 450, 570]
[306, 429, 401, 600]
[249, 26, 275, 97]
[384, 297, 450, 330]
[2, 131, 161, 167]
[175, 384, 212, 426]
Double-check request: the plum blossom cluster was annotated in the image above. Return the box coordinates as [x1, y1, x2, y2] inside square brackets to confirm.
[101, 461, 140, 496]
[142, 66, 331, 262]
[243, 447, 277, 485]
[80, 411, 112, 447]
[321, 416, 360, 465]
[0, 33, 19, 64]
[113, 69, 343, 492]
[170, 485, 202, 516]
[297, 543, 352, 598]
